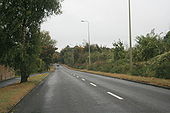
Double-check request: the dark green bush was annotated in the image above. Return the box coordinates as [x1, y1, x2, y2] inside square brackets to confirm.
[132, 62, 148, 76]
[148, 51, 170, 78]
[110, 59, 129, 74]
[132, 51, 170, 79]
[72, 51, 170, 79]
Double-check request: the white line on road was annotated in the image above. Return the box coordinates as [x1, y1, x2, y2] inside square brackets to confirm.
[90, 83, 97, 87]
[107, 92, 123, 100]
[82, 78, 85, 81]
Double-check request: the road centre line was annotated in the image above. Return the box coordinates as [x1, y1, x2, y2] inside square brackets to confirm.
[90, 83, 97, 87]
[107, 92, 123, 100]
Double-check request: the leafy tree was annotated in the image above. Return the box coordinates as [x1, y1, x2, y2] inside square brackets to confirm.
[40, 31, 57, 70]
[112, 40, 125, 61]
[60, 45, 72, 65]
[163, 31, 170, 51]
[0, 0, 62, 82]
[133, 29, 164, 61]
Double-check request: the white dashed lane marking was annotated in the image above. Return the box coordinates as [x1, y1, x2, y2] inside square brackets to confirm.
[82, 78, 85, 81]
[90, 83, 97, 87]
[107, 92, 123, 100]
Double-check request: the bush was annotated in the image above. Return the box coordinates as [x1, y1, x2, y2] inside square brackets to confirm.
[148, 51, 170, 78]
[72, 51, 170, 79]
[110, 59, 129, 74]
[132, 51, 170, 79]
[132, 62, 148, 76]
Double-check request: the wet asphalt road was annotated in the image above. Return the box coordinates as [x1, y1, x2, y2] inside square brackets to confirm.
[11, 66, 170, 113]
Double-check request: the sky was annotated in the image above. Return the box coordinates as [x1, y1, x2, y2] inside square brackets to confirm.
[41, 0, 170, 51]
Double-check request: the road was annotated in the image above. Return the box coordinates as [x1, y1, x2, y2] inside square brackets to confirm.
[11, 65, 170, 113]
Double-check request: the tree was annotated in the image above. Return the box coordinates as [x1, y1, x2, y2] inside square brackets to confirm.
[0, 0, 62, 82]
[112, 40, 125, 61]
[133, 29, 164, 61]
[163, 31, 170, 52]
[40, 31, 57, 70]
[60, 46, 74, 65]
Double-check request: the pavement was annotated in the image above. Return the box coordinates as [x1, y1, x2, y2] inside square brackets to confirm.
[0, 72, 48, 88]
[10, 65, 170, 113]
[0, 77, 20, 88]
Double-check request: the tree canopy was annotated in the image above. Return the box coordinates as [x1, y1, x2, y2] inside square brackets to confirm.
[0, 0, 62, 82]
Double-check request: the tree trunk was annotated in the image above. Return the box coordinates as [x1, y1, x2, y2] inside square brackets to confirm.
[20, 12, 27, 83]
[20, 75, 28, 83]
[20, 62, 29, 83]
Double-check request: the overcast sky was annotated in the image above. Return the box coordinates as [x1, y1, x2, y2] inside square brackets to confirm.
[41, 0, 170, 51]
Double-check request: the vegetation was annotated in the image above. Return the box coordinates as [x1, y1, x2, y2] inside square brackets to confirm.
[0, 0, 62, 82]
[0, 73, 48, 113]
[64, 65, 170, 88]
[59, 29, 170, 79]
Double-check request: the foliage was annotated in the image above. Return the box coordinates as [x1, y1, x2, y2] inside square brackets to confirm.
[133, 29, 165, 61]
[148, 51, 170, 78]
[0, 0, 61, 82]
[132, 51, 170, 79]
[163, 31, 170, 52]
[112, 40, 125, 61]
[39, 31, 57, 70]
[60, 30, 170, 79]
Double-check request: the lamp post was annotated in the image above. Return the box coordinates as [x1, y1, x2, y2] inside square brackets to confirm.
[81, 20, 91, 66]
[128, 0, 133, 73]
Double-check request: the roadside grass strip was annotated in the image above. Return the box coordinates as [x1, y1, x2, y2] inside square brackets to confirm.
[63, 65, 170, 89]
[0, 73, 48, 113]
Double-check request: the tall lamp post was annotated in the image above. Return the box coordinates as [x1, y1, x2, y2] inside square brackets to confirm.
[128, 0, 133, 73]
[81, 20, 91, 66]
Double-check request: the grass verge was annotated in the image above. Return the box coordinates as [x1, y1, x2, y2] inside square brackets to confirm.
[64, 65, 170, 88]
[0, 73, 48, 113]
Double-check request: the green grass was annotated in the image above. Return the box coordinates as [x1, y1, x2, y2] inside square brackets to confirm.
[0, 73, 48, 113]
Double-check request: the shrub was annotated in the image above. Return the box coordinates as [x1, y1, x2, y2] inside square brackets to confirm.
[132, 51, 170, 79]
[132, 62, 148, 76]
[148, 51, 170, 78]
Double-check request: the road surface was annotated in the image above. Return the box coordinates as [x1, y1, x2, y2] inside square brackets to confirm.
[11, 65, 170, 113]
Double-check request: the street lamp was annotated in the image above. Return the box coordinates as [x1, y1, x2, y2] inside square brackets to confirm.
[81, 20, 91, 66]
[128, 0, 133, 73]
